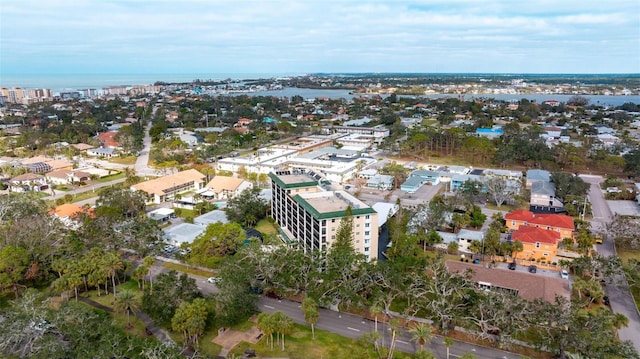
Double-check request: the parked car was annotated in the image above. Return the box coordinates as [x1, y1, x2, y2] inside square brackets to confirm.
[508, 262, 517, 270]
[560, 269, 569, 279]
[528, 265, 537, 274]
[207, 277, 220, 284]
[594, 234, 603, 244]
[265, 291, 284, 300]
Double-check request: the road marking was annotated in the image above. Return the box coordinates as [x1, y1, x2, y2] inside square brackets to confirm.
[347, 327, 361, 332]
[397, 340, 409, 344]
[264, 305, 274, 309]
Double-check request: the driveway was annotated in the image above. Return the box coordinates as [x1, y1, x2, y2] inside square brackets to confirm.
[580, 174, 640, 352]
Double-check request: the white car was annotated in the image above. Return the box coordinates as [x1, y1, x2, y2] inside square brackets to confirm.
[560, 270, 569, 279]
[207, 277, 220, 284]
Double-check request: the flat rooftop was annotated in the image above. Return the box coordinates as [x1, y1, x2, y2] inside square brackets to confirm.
[297, 190, 375, 218]
[278, 173, 317, 185]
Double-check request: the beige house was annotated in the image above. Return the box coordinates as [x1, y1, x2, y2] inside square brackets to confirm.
[132, 169, 206, 203]
[205, 176, 253, 200]
[46, 169, 91, 185]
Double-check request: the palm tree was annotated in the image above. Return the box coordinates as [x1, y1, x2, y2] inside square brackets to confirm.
[103, 251, 124, 297]
[409, 323, 433, 352]
[370, 300, 384, 347]
[387, 317, 401, 359]
[114, 290, 139, 328]
[443, 337, 454, 359]
[272, 311, 293, 351]
[143, 256, 155, 293]
[301, 297, 319, 339]
[257, 313, 275, 350]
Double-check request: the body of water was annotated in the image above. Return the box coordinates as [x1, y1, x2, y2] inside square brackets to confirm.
[249, 88, 640, 106]
[1, 74, 638, 106]
[0, 73, 302, 92]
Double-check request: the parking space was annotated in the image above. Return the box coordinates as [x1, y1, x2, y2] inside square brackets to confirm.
[606, 200, 640, 217]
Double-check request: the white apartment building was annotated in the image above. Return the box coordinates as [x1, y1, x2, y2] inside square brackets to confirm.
[269, 170, 379, 261]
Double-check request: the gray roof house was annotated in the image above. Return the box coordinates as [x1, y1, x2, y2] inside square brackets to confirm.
[526, 169, 551, 188]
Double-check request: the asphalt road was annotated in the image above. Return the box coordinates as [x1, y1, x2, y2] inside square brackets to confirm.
[148, 260, 522, 359]
[135, 121, 161, 177]
[580, 174, 640, 352]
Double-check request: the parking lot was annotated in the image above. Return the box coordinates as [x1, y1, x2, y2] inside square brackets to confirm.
[346, 182, 443, 207]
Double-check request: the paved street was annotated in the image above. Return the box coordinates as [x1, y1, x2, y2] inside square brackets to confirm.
[580, 174, 640, 352]
[148, 259, 523, 359]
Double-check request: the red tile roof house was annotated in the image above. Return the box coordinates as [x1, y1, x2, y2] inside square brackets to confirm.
[97, 131, 120, 148]
[511, 226, 562, 262]
[505, 209, 575, 240]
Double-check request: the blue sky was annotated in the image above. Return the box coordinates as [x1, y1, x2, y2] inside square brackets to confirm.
[1, 0, 639, 75]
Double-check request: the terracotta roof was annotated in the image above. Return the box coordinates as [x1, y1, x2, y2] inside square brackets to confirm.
[21, 156, 50, 164]
[512, 226, 561, 244]
[446, 260, 570, 303]
[50, 203, 84, 218]
[47, 169, 72, 179]
[98, 131, 119, 148]
[132, 169, 205, 196]
[206, 176, 245, 192]
[72, 143, 95, 151]
[45, 159, 73, 170]
[505, 210, 574, 230]
[12, 173, 44, 181]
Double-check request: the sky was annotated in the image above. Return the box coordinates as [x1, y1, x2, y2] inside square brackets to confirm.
[1, 0, 639, 76]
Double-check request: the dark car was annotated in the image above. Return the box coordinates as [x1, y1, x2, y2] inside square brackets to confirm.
[528, 265, 537, 273]
[265, 291, 284, 300]
[508, 262, 517, 270]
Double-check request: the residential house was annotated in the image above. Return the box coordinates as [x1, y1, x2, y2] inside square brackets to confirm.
[525, 169, 551, 189]
[400, 169, 440, 193]
[97, 131, 119, 148]
[132, 169, 206, 203]
[446, 260, 570, 302]
[87, 147, 117, 158]
[505, 209, 574, 239]
[457, 229, 485, 253]
[50, 203, 93, 228]
[366, 174, 394, 190]
[511, 226, 561, 261]
[9, 173, 49, 192]
[530, 181, 565, 210]
[205, 175, 253, 200]
[46, 169, 91, 185]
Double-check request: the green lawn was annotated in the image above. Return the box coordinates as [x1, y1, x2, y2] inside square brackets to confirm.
[229, 323, 414, 359]
[255, 218, 277, 235]
[96, 172, 126, 183]
[617, 248, 640, 312]
[109, 156, 137, 165]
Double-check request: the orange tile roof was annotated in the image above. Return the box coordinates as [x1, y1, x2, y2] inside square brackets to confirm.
[505, 210, 574, 230]
[98, 131, 119, 148]
[512, 226, 561, 244]
[49, 203, 84, 218]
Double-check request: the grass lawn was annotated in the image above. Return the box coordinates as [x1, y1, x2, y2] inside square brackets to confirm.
[96, 172, 126, 183]
[109, 155, 137, 165]
[255, 219, 277, 235]
[175, 208, 197, 219]
[617, 248, 640, 312]
[54, 185, 71, 191]
[162, 262, 217, 277]
[229, 323, 414, 359]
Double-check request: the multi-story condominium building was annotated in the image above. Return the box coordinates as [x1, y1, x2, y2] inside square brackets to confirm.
[1, 87, 52, 104]
[269, 170, 379, 260]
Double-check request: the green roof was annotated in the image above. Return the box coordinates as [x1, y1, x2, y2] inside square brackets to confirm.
[293, 194, 376, 220]
[268, 172, 318, 189]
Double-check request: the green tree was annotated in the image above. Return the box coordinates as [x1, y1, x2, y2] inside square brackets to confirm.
[171, 298, 210, 346]
[444, 337, 454, 359]
[408, 322, 433, 352]
[103, 251, 125, 297]
[141, 270, 201, 326]
[272, 311, 293, 351]
[223, 187, 269, 226]
[302, 297, 319, 339]
[189, 222, 247, 267]
[0, 245, 29, 298]
[114, 290, 139, 328]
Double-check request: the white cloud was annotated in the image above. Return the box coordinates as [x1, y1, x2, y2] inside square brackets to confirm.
[0, 0, 638, 74]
